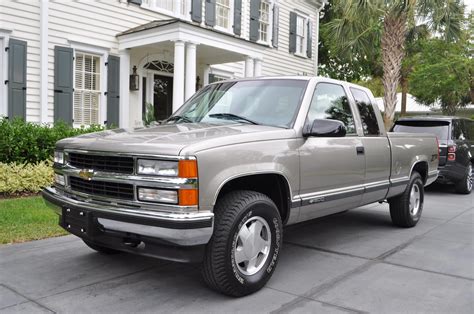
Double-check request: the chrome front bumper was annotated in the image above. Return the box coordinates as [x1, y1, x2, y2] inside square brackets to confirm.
[42, 187, 214, 246]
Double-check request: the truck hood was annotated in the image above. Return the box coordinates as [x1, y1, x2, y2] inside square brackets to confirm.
[56, 123, 296, 156]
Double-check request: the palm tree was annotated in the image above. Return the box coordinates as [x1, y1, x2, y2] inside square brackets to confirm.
[325, 0, 465, 129]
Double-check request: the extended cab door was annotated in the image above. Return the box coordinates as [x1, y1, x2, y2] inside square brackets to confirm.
[298, 82, 365, 222]
[349, 87, 391, 205]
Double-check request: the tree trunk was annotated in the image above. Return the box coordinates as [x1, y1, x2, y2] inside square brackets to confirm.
[381, 12, 407, 130]
[401, 76, 408, 116]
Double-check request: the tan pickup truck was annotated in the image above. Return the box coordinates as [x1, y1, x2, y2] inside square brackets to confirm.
[43, 77, 439, 296]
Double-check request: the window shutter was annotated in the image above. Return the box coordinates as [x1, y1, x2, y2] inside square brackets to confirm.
[191, 0, 203, 23]
[106, 55, 120, 128]
[54, 46, 74, 125]
[272, 4, 279, 47]
[233, 0, 242, 36]
[307, 20, 313, 58]
[127, 0, 142, 4]
[205, 0, 216, 26]
[7, 39, 27, 120]
[249, 0, 261, 42]
[289, 12, 297, 53]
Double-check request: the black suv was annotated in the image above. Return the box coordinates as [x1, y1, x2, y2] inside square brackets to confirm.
[392, 116, 474, 194]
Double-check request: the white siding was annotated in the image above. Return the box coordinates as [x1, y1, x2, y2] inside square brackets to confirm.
[1, 0, 321, 124]
[0, 0, 41, 122]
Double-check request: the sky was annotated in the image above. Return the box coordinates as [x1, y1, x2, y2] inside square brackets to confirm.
[466, 0, 474, 13]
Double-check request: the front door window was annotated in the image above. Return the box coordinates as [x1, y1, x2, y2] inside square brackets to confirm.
[153, 75, 173, 121]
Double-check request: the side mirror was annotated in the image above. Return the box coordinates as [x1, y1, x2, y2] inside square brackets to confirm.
[303, 119, 347, 137]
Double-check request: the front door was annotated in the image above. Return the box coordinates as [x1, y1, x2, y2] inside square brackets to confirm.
[298, 82, 365, 222]
[153, 75, 173, 121]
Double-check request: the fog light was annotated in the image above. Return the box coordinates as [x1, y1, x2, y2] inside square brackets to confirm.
[54, 173, 65, 186]
[138, 188, 178, 204]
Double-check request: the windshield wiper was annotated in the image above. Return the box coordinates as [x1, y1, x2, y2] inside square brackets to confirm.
[165, 115, 193, 123]
[209, 113, 259, 125]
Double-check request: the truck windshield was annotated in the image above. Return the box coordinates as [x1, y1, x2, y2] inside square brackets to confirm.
[392, 121, 450, 143]
[166, 79, 308, 128]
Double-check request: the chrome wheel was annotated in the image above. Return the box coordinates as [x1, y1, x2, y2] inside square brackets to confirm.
[409, 184, 421, 216]
[467, 164, 473, 192]
[233, 216, 271, 276]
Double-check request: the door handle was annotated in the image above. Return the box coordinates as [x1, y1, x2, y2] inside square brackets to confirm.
[356, 146, 365, 155]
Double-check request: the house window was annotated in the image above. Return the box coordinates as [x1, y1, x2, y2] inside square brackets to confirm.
[74, 52, 101, 126]
[295, 14, 306, 55]
[259, 1, 271, 42]
[141, 0, 189, 18]
[216, 0, 231, 29]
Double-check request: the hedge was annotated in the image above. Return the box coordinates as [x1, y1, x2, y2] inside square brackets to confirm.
[0, 161, 54, 194]
[0, 118, 104, 164]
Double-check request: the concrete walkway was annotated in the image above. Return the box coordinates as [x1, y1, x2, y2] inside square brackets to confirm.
[1, 185, 473, 313]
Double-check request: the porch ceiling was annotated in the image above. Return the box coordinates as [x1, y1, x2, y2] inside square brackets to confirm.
[117, 19, 265, 61]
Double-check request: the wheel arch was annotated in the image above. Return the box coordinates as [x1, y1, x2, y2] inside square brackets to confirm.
[214, 172, 293, 224]
[410, 161, 429, 184]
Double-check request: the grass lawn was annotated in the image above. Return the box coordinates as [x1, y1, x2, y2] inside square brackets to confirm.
[0, 196, 67, 245]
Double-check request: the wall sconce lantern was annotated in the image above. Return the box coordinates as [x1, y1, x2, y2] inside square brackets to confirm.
[129, 65, 139, 91]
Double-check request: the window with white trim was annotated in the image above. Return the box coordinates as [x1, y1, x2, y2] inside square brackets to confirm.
[258, 1, 271, 42]
[73, 52, 101, 126]
[216, 0, 231, 29]
[295, 14, 306, 55]
[141, 0, 189, 19]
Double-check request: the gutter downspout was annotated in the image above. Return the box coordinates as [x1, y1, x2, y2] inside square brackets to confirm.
[40, 0, 49, 123]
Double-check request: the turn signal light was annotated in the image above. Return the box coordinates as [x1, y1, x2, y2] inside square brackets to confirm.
[178, 160, 198, 178]
[179, 189, 198, 206]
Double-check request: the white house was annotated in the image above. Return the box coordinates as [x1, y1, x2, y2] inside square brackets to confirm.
[0, 0, 326, 128]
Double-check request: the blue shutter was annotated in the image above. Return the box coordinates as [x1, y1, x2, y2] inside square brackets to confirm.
[106, 55, 120, 128]
[7, 39, 27, 120]
[54, 46, 74, 125]
[289, 12, 297, 53]
[191, 0, 203, 23]
[307, 20, 313, 58]
[233, 0, 242, 35]
[249, 0, 261, 42]
[205, 0, 216, 26]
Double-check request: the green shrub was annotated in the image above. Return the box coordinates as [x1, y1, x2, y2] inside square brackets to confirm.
[0, 161, 54, 194]
[0, 118, 104, 164]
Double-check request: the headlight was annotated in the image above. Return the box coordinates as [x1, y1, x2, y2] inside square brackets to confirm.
[138, 188, 178, 204]
[137, 159, 178, 176]
[54, 151, 64, 164]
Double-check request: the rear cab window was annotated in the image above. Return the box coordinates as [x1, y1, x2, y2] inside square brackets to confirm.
[350, 87, 380, 136]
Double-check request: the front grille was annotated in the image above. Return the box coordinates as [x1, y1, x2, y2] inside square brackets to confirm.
[68, 153, 134, 174]
[69, 177, 134, 200]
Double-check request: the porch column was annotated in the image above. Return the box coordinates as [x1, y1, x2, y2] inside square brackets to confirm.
[119, 49, 130, 128]
[254, 58, 262, 77]
[245, 57, 254, 77]
[203, 64, 211, 86]
[172, 40, 185, 112]
[185, 42, 197, 100]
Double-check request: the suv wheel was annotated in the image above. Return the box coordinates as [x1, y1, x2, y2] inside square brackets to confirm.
[202, 190, 282, 297]
[455, 163, 473, 194]
[389, 171, 424, 228]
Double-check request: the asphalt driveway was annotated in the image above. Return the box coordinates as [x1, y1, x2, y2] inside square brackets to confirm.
[1, 185, 473, 313]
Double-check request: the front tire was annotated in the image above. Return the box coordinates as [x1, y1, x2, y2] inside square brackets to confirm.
[455, 163, 473, 195]
[202, 190, 282, 297]
[389, 172, 424, 228]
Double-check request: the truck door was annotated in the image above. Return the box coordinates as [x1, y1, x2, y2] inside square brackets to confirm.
[350, 87, 391, 205]
[298, 82, 365, 222]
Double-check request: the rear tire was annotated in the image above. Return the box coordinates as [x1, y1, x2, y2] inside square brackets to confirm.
[389, 172, 424, 228]
[455, 163, 472, 195]
[202, 190, 282, 297]
[83, 239, 121, 254]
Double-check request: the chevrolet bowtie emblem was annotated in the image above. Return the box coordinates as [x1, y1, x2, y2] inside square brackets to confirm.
[78, 169, 94, 181]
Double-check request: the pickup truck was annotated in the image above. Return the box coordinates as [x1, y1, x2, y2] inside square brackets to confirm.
[43, 77, 439, 297]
